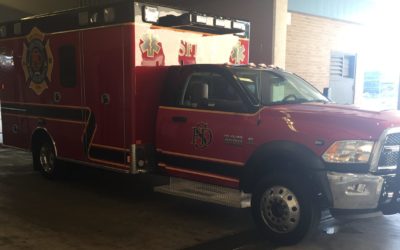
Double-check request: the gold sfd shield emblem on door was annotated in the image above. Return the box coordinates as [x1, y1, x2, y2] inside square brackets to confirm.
[21, 27, 53, 95]
[192, 122, 213, 149]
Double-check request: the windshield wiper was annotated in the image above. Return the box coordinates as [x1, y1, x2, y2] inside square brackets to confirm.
[302, 99, 330, 104]
[265, 98, 307, 105]
[264, 98, 329, 106]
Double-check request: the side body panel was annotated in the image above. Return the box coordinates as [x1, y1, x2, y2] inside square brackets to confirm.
[0, 31, 86, 162]
[82, 25, 130, 169]
[0, 25, 134, 170]
[0, 38, 28, 149]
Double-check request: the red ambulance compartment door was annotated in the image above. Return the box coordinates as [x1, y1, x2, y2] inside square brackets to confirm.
[82, 27, 128, 169]
[156, 68, 255, 188]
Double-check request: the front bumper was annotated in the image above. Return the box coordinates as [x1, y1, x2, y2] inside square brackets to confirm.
[327, 172, 385, 209]
[325, 128, 400, 212]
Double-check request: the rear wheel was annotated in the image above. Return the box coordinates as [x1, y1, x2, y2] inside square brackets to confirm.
[251, 172, 320, 245]
[32, 138, 60, 179]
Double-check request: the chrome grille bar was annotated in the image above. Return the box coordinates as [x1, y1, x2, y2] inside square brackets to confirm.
[370, 127, 400, 173]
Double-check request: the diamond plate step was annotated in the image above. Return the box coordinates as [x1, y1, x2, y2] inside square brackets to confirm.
[154, 177, 251, 208]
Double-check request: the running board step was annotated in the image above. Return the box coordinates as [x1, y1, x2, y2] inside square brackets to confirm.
[154, 177, 251, 208]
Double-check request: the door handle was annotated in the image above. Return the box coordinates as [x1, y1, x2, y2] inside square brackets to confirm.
[172, 116, 187, 123]
[101, 93, 110, 105]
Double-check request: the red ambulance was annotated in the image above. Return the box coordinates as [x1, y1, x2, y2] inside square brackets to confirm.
[1, 1, 400, 244]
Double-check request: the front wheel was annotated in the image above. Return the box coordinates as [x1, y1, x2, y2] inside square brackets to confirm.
[251, 173, 320, 245]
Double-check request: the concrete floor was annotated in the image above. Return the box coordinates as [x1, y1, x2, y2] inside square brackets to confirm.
[1, 146, 400, 250]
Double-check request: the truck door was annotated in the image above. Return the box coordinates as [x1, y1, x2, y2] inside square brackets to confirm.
[156, 68, 255, 187]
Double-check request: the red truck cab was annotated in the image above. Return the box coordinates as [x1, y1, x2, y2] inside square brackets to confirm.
[155, 64, 400, 243]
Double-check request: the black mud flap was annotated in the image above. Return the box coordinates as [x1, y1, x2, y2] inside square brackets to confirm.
[379, 174, 400, 215]
[379, 190, 400, 215]
[380, 202, 400, 215]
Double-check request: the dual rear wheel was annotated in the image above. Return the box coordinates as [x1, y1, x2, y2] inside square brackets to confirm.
[32, 138, 60, 179]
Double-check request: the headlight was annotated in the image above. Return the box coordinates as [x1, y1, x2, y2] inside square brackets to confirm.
[322, 140, 374, 164]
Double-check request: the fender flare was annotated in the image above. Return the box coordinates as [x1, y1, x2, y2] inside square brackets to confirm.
[31, 127, 58, 157]
[241, 140, 332, 205]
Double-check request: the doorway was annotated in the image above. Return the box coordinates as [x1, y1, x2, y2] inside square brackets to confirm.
[329, 52, 356, 104]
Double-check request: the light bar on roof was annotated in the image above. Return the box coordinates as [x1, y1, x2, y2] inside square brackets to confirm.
[193, 14, 214, 26]
[215, 18, 231, 29]
[143, 6, 159, 23]
[232, 21, 246, 31]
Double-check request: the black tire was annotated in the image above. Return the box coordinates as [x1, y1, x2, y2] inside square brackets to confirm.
[32, 138, 60, 179]
[251, 172, 320, 245]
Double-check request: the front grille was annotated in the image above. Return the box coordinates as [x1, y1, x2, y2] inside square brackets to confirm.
[378, 150, 399, 167]
[385, 133, 400, 146]
[377, 133, 400, 172]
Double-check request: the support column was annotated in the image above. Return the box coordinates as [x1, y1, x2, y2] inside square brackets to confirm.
[272, 0, 288, 68]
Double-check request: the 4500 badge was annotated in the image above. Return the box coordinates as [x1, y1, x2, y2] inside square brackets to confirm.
[22, 27, 54, 95]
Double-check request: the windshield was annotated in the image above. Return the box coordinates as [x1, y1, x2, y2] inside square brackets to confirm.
[230, 68, 329, 106]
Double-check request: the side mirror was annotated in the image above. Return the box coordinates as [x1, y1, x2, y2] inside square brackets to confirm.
[323, 87, 331, 98]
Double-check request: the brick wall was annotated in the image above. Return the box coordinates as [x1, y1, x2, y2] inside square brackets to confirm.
[286, 12, 365, 91]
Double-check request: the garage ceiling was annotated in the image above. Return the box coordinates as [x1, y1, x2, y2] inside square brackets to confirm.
[0, 0, 79, 22]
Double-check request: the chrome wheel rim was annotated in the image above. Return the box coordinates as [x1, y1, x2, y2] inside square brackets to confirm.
[39, 144, 55, 173]
[260, 186, 300, 233]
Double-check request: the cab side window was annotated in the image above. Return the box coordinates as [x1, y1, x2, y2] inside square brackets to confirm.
[182, 72, 244, 112]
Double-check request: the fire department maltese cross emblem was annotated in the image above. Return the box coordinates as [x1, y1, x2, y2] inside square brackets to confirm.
[22, 27, 54, 95]
[229, 41, 246, 64]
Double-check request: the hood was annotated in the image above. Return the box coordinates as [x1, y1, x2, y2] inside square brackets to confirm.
[266, 103, 400, 141]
